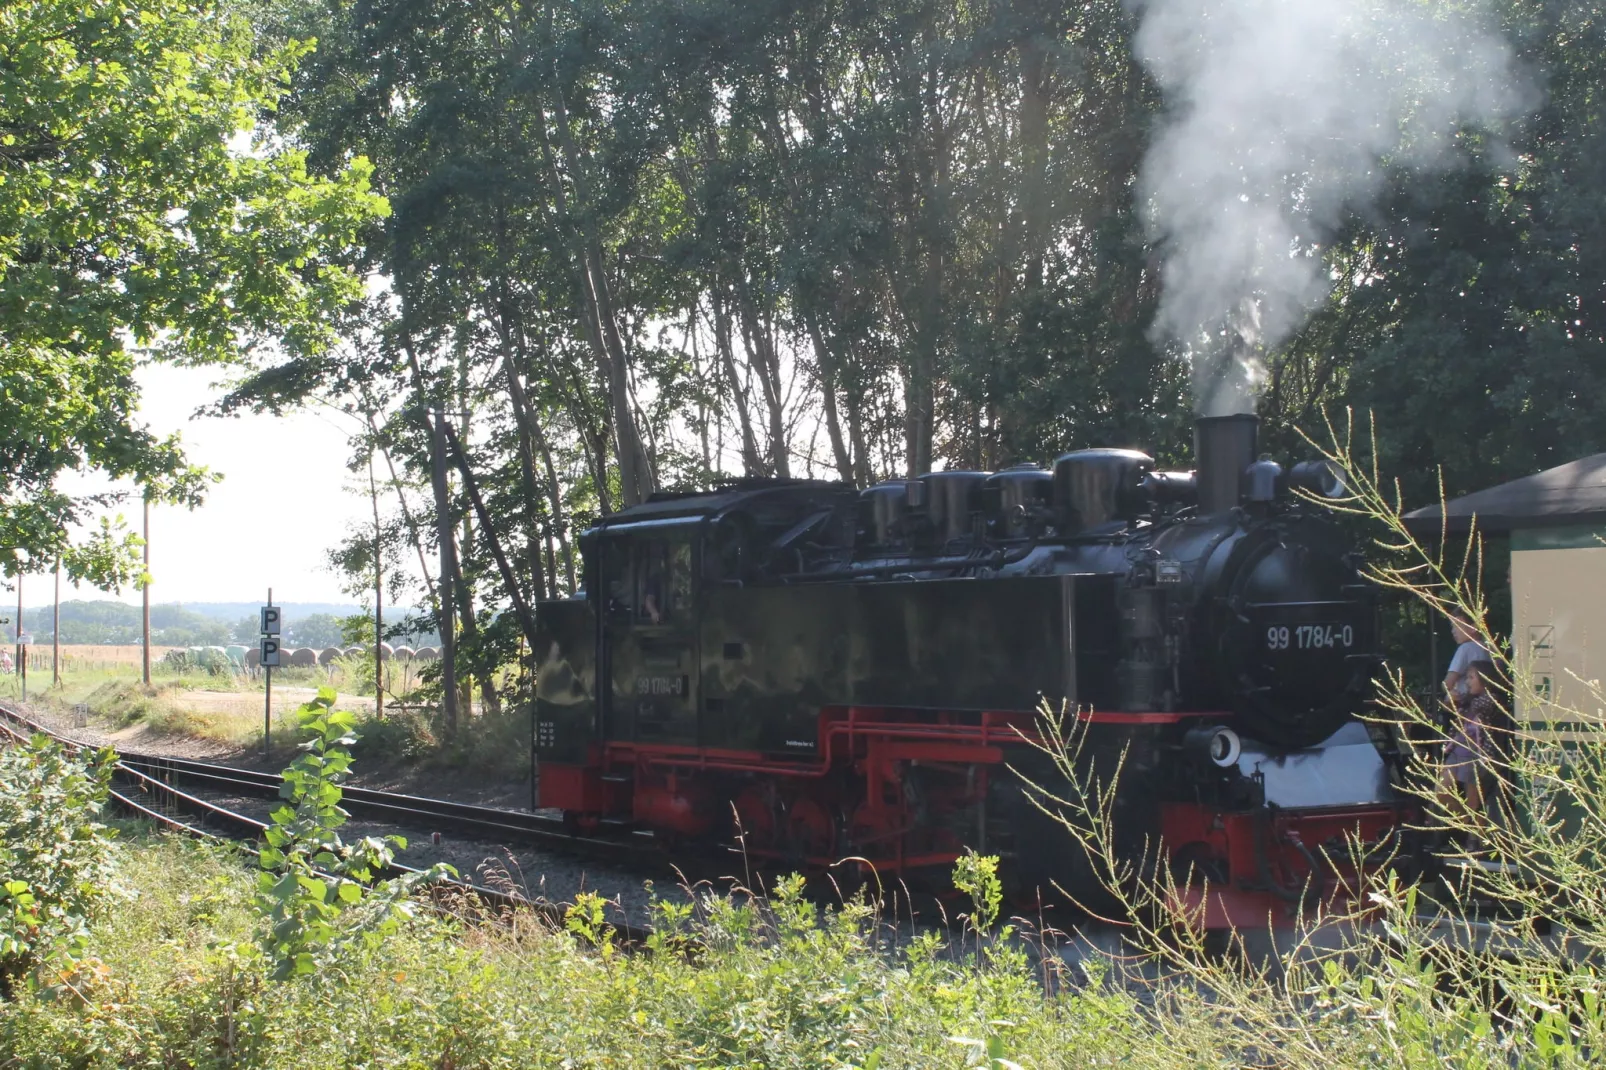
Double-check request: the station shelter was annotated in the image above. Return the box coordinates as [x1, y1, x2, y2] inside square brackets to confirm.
[1404, 452, 1606, 744]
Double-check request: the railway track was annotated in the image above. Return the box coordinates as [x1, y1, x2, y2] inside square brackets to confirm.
[0, 701, 653, 938]
[112, 749, 649, 865]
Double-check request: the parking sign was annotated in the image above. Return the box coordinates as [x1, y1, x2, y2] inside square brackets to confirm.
[259, 637, 282, 667]
[260, 605, 281, 635]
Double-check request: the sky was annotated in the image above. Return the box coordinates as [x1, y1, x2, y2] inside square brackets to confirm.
[62, 362, 379, 607]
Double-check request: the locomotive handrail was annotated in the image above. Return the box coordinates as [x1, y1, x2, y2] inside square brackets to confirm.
[775, 540, 1040, 581]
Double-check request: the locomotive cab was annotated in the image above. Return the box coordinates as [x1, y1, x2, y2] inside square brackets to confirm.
[596, 523, 700, 745]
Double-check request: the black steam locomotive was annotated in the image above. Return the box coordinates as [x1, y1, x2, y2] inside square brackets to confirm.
[534, 415, 1401, 924]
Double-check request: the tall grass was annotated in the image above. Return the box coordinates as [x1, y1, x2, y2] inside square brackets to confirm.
[0, 831, 1142, 1068]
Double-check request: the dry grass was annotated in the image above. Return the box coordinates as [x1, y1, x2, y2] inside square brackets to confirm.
[13, 645, 182, 675]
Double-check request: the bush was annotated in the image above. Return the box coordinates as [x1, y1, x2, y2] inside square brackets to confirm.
[0, 736, 119, 994]
[349, 708, 435, 765]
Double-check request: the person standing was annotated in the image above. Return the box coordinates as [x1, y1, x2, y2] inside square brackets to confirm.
[1442, 660, 1498, 812]
[1440, 659, 1511, 856]
[1443, 612, 1488, 705]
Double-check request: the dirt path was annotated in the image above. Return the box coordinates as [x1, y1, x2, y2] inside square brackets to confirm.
[175, 686, 377, 718]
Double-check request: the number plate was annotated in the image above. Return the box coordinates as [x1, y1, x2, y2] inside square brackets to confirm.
[1265, 622, 1355, 651]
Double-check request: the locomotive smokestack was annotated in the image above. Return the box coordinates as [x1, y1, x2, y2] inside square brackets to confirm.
[1194, 414, 1258, 515]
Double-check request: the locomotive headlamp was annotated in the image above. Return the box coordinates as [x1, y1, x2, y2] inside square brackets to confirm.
[1185, 724, 1243, 768]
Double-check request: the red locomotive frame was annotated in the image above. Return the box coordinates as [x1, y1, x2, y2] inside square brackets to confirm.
[540, 704, 1403, 924]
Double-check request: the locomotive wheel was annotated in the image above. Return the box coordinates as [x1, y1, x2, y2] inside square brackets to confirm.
[731, 787, 779, 850]
[786, 796, 838, 859]
[849, 801, 910, 852]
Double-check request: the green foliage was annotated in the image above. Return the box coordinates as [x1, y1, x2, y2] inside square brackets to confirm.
[15, 601, 371, 647]
[0, 0, 386, 589]
[562, 891, 615, 961]
[19, 599, 226, 646]
[0, 736, 119, 990]
[951, 850, 1004, 936]
[255, 687, 451, 980]
[347, 707, 434, 765]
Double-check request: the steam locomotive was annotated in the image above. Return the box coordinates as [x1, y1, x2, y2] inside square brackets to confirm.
[534, 415, 1402, 925]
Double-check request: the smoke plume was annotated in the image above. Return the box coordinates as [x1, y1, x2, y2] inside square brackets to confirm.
[1130, 0, 1524, 415]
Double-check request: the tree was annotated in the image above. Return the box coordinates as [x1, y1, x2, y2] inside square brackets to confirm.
[287, 613, 346, 648]
[0, 0, 387, 589]
[1260, 0, 1606, 505]
[228, 0, 1599, 740]
[230, 615, 261, 645]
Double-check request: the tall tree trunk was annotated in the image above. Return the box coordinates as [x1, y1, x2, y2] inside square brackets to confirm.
[426, 402, 459, 735]
[364, 407, 438, 616]
[711, 288, 764, 475]
[528, 49, 655, 506]
[368, 454, 384, 717]
[444, 545, 493, 717]
[732, 279, 790, 478]
[802, 310, 856, 484]
[1018, 38, 1051, 292]
[441, 422, 539, 648]
[526, 395, 577, 592]
[492, 282, 548, 603]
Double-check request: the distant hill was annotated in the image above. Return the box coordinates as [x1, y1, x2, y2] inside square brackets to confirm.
[161, 602, 363, 622]
[9, 600, 436, 647]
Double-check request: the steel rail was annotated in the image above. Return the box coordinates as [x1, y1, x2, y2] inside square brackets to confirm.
[111, 751, 650, 864]
[119, 751, 568, 834]
[0, 702, 646, 861]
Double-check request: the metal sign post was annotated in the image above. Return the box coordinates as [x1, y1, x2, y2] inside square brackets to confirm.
[260, 590, 281, 761]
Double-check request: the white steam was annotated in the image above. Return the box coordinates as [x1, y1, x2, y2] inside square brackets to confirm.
[1131, 0, 1525, 415]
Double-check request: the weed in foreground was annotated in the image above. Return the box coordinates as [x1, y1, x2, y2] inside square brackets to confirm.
[255, 687, 453, 979]
[0, 736, 120, 998]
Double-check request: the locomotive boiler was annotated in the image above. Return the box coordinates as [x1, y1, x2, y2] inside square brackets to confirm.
[533, 415, 1402, 925]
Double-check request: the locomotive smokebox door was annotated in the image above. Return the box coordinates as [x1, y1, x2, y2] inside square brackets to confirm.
[600, 521, 701, 745]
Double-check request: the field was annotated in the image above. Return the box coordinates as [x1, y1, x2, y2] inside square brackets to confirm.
[0, 653, 396, 754]
[0, 642, 532, 788]
[11, 644, 181, 675]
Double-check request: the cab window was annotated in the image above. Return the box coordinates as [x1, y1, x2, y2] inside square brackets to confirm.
[605, 537, 693, 624]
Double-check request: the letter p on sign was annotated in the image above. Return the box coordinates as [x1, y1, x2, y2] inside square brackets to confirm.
[260, 637, 282, 667]
[260, 606, 281, 635]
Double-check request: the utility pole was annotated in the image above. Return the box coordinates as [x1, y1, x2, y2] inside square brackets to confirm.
[16, 571, 24, 703]
[264, 587, 274, 762]
[141, 492, 151, 686]
[369, 453, 384, 718]
[52, 560, 60, 688]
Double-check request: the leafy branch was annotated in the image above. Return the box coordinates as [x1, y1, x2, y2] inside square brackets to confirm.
[256, 687, 453, 981]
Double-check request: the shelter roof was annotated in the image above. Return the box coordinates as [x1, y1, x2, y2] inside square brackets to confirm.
[1402, 453, 1606, 536]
